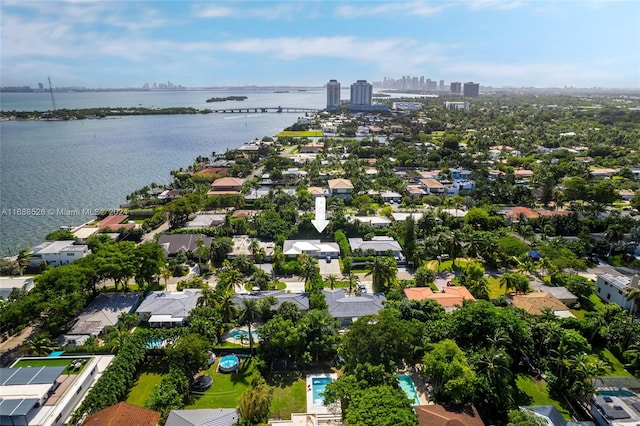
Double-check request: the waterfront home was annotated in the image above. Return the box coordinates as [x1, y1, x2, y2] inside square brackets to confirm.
[29, 240, 90, 267]
[323, 289, 386, 326]
[136, 289, 201, 327]
[327, 178, 354, 201]
[0, 276, 34, 300]
[208, 177, 245, 195]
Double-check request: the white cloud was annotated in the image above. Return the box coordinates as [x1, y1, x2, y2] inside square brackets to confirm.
[466, 0, 524, 11]
[192, 2, 306, 20]
[335, 1, 448, 17]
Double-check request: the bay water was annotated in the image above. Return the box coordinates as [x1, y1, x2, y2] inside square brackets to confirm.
[0, 90, 327, 254]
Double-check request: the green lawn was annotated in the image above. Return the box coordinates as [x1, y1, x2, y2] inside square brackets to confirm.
[516, 375, 571, 420]
[12, 358, 85, 374]
[268, 372, 307, 420]
[126, 358, 168, 407]
[275, 130, 323, 137]
[598, 348, 633, 377]
[487, 277, 504, 299]
[186, 358, 259, 409]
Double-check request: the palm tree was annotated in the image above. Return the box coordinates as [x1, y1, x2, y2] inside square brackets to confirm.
[161, 265, 172, 287]
[197, 286, 217, 307]
[499, 272, 517, 295]
[625, 284, 640, 317]
[16, 248, 31, 276]
[214, 288, 238, 326]
[476, 346, 513, 390]
[365, 257, 397, 293]
[325, 275, 338, 290]
[605, 224, 626, 254]
[238, 298, 260, 354]
[23, 333, 55, 356]
[298, 254, 319, 292]
[217, 268, 244, 293]
[346, 272, 360, 295]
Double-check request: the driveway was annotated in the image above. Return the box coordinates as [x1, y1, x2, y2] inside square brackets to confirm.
[319, 258, 341, 276]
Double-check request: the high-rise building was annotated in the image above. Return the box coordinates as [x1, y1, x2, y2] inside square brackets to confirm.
[450, 82, 462, 95]
[326, 79, 341, 111]
[439, 80, 445, 91]
[350, 80, 372, 106]
[463, 82, 480, 98]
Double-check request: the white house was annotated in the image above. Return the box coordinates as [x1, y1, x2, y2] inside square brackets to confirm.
[30, 240, 90, 267]
[282, 240, 340, 259]
[349, 236, 403, 258]
[596, 273, 639, 312]
[0, 277, 34, 300]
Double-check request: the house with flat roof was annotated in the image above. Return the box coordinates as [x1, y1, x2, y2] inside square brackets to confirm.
[0, 355, 113, 426]
[323, 289, 385, 325]
[596, 273, 639, 313]
[282, 240, 340, 259]
[183, 214, 226, 229]
[58, 292, 141, 347]
[404, 286, 475, 312]
[350, 216, 393, 228]
[30, 241, 90, 267]
[0, 277, 34, 300]
[136, 290, 201, 327]
[520, 405, 595, 426]
[349, 236, 403, 258]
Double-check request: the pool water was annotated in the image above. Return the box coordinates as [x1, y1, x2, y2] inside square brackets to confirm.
[598, 389, 635, 397]
[218, 355, 240, 373]
[229, 329, 259, 341]
[397, 374, 420, 406]
[312, 377, 333, 406]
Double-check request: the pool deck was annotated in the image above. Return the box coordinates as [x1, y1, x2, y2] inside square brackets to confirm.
[305, 373, 340, 415]
[399, 367, 431, 405]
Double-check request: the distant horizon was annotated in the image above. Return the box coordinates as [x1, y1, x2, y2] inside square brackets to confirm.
[2, 1, 639, 90]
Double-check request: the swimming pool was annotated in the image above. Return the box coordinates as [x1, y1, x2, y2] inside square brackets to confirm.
[397, 374, 420, 406]
[312, 377, 333, 406]
[218, 355, 240, 373]
[598, 389, 636, 397]
[229, 329, 259, 341]
[146, 338, 164, 350]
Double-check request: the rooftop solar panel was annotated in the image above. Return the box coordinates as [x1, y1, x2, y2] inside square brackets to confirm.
[0, 366, 65, 385]
[0, 398, 40, 417]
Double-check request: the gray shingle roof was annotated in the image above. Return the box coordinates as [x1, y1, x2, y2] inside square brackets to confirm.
[166, 409, 238, 426]
[323, 289, 385, 319]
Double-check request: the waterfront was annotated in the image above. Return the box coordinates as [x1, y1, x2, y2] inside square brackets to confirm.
[0, 90, 327, 255]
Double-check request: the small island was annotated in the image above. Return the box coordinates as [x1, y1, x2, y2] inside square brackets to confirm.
[205, 96, 248, 102]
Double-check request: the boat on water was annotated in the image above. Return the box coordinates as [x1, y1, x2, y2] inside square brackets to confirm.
[273, 90, 289, 93]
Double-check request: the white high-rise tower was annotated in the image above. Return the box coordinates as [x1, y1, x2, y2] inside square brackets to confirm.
[326, 79, 341, 111]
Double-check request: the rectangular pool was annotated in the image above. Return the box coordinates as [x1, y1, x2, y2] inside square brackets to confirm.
[397, 374, 420, 406]
[312, 377, 333, 406]
[598, 389, 635, 397]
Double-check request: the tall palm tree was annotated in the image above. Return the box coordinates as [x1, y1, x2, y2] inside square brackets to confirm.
[605, 224, 626, 254]
[214, 288, 238, 326]
[298, 254, 319, 292]
[197, 286, 217, 307]
[161, 265, 172, 287]
[325, 275, 338, 290]
[499, 272, 517, 295]
[238, 298, 260, 354]
[365, 257, 397, 293]
[347, 272, 360, 295]
[217, 268, 244, 293]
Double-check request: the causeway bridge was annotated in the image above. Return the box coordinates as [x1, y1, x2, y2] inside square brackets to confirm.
[206, 106, 319, 113]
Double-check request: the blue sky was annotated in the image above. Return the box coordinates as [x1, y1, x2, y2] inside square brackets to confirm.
[1, 1, 639, 89]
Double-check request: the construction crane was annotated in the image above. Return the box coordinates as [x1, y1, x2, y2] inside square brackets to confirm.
[48, 77, 57, 111]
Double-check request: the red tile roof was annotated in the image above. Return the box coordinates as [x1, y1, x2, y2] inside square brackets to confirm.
[416, 404, 485, 426]
[83, 402, 160, 426]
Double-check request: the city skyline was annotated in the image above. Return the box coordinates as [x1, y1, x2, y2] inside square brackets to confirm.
[1, 1, 639, 89]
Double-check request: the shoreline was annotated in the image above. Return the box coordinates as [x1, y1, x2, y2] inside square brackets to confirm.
[1, 112, 301, 255]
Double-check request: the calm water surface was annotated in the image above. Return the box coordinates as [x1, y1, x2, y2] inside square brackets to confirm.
[0, 90, 326, 254]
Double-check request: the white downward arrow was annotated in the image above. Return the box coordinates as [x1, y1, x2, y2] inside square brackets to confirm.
[311, 196, 330, 233]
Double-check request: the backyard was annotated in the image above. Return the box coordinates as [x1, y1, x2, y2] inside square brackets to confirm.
[515, 375, 571, 420]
